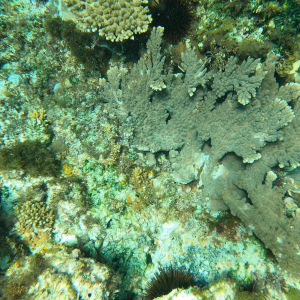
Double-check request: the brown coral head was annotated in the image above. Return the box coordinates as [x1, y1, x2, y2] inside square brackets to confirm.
[149, 0, 195, 44]
[143, 265, 198, 300]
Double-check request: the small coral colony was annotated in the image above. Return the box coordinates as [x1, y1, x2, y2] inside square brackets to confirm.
[1, 0, 300, 299]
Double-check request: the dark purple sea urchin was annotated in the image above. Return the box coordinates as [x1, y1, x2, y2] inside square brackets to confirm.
[149, 0, 195, 44]
[144, 266, 198, 300]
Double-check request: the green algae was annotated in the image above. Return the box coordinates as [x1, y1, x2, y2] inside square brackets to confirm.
[286, 287, 300, 300]
[235, 291, 266, 300]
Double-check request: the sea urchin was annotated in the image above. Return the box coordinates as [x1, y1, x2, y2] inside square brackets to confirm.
[144, 265, 198, 300]
[149, 0, 195, 44]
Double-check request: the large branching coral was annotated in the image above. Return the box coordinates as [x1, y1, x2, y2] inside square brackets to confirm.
[99, 27, 294, 166]
[99, 27, 209, 154]
[211, 56, 267, 105]
[99, 27, 300, 276]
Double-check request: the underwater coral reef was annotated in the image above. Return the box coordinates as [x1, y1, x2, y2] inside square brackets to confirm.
[1, 0, 300, 300]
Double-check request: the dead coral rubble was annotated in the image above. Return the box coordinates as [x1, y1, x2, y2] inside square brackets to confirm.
[3, 246, 121, 300]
